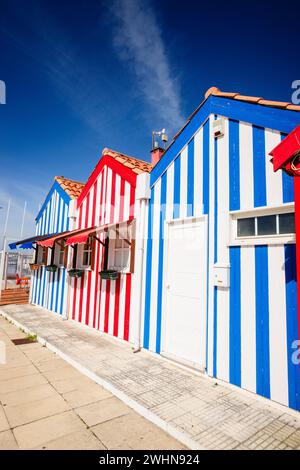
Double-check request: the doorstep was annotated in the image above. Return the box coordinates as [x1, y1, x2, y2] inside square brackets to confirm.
[0, 304, 300, 450]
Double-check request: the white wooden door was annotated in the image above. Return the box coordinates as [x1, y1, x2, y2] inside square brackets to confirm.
[162, 217, 207, 369]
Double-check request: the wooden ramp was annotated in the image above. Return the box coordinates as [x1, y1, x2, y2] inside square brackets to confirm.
[0, 288, 29, 306]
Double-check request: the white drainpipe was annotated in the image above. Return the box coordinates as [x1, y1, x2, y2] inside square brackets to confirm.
[133, 173, 150, 351]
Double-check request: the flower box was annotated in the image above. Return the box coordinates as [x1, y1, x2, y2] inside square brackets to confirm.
[68, 268, 84, 278]
[46, 264, 57, 273]
[99, 270, 119, 281]
[29, 263, 39, 271]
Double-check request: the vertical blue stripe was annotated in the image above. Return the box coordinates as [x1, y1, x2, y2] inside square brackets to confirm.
[203, 120, 210, 215]
[229, 246, 241, 386]
[173, 154, 181, 219]
[284, 244, 300, 411]
[213, 132, 218, 377]
[61, 202, 66, 232]
[253, 126, 267, 207]
[60, 268, 66, 315]
[143, 188, 154, 349]
[187, 139, 194, 217]
[46, 197, 52, 233]
[281, 133, 295, 203]
[229, 120, 240, 211]
[55, 268, 61, 313]
[255, 245, 270, 398]
[229, 119, 241, 386]
[50, 272, 55, 311]
[56, 195, 61, 234]
[156, 173, 167, 353]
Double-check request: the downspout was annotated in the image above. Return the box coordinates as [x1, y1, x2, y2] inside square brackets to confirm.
[133, 173, 150, 352]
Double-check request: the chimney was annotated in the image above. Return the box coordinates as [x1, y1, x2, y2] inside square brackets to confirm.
[151, 147, 164, 166]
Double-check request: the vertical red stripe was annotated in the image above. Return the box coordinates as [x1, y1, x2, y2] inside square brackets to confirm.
[119, 178, 125, 223]
[91, 180, 98, 226]
[85, 193, 90, 228]
[72, 277, 77, 320]
[113, 276, 121, 337]
[104, 280, 110, 333]
[99, 169, 105, 225]
[123, 274, 131, 341]
[294, 177, 300, 343]
[78, 276, 84, 323]
[95, 172, 105, 330]
[97, 277, 103, 330]
[78, 204, 83, 229]
[129, 186, 135, 220]
[103, 168, 109, 224]
[85, 270, 92, 326]
[110, 172, 116, 223]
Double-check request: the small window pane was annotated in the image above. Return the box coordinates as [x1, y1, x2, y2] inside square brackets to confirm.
[257, 215, 276, 235]
[279, 213, 295, 234]
[237, 217, 255, 237]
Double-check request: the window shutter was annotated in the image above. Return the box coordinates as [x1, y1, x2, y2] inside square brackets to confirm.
[90, 237, 96, 270]
[72, 245, 78, 269]
[43, 247, 48, 265]
[129, 238, 135, 273]
[63, 245, 68, 268]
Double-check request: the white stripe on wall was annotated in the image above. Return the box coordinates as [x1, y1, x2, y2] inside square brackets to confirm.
[216, 117, 230, 382]
[240, 245, 256, 393]
[239, 122, 254, 210]
[180, 145, 188, 219]
[265, 130, 282, 205]
[194, 127, 203, 217]
[268, 245, 289, 406]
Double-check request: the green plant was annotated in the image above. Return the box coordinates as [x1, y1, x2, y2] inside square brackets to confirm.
[26, 334, 37, 342]
[68, 268, 84, 278]
[46, 264, 57, 273]
[99, 270, 119, 280]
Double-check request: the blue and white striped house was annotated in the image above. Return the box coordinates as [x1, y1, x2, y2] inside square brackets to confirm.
[142, 87, 300, 411]
[30, 176, 84, 315]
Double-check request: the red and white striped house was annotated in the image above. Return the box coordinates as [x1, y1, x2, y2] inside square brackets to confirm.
[66, 149, 152, 343]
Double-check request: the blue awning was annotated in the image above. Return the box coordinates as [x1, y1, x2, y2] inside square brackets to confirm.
[9, 233, 56, 250]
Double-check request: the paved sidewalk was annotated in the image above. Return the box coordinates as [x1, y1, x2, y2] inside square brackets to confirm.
[0, 315, 185, 450]
[1, 304, 300, 450]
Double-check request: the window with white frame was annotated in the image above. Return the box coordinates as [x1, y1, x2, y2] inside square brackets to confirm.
[37, 246, 48, 265]
[56, 240, 66, 267]
[230, 204, 295, 246]
[81, 237, 93, 267]
[107, 223, 134, 273]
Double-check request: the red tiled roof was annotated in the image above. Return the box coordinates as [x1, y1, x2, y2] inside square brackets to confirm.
[102, 148, 152, 174]
[55, 176, 85, 199]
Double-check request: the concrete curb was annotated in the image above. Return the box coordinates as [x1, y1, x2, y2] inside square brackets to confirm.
[0, 309, 204, 450]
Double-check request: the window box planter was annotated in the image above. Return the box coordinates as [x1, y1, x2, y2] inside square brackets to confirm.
[68, 268, 84, 278]
[29, 263, 39, 271]
[99, 270, 119, 281]
[46, 264, 57, 273]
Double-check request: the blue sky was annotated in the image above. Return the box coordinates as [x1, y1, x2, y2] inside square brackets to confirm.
[0, 0, 299, 243]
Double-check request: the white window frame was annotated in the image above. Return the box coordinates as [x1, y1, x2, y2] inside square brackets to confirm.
[54, 240, 66, 267]
[107, 223, 133, 273]
[229, 202, 295, 246]
[77, 237, 93, 269]
[37, 246, 48, 265]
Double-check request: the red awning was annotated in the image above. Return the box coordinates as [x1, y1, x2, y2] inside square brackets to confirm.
[37, 230, 71, 248]
[65, 226, 97, 246]
[65, 220, 134, 246]
[269, 125, 300, 172]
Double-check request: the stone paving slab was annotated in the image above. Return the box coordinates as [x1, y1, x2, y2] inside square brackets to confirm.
[0, 311, 185, 450]
[1, 304, 300, 450]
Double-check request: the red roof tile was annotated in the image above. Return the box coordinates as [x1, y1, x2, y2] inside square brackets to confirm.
[102, 148, 152, 174]
[55, 176, 85, 199]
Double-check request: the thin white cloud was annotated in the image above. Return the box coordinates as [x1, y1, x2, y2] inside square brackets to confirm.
[109, 0, 185, 132]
